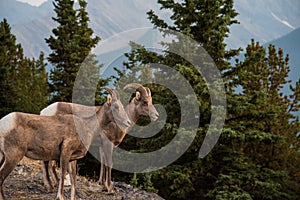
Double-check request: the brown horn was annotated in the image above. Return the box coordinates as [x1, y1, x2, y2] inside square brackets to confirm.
[100, 86, 114, 96]
[123, 83, 147, 95]
[101, 87, 120, 99]
[145, 87, 151, 96]
[123, 83, 143, 90]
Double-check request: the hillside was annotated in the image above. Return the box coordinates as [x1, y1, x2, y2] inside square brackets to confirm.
[227, 0, 300, 49]
[0, 0, 49, 25]
[1, 0, 300, 57]
[4, 157, 164, 200]
[1, 0, 163, 58]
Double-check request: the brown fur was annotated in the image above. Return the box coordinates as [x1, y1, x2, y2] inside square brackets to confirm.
[41, 84, 159, 193]
[0, 89, 131, 200]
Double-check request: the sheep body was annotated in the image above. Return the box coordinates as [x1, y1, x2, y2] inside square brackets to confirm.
[0, 88, 131, 200]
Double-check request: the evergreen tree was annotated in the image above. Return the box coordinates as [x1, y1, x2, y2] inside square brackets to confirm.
[113, 1, 300, 200]
[46, 0, 107, 104]
[113, 0, 240, 199]
[0, 19, 48, 117]
[212, 40, 300, 199]
[45, 0, 109, 178]
[0, 18, 20, 117]
[14, 53, 49, 114]
[147, 0, 241, 71]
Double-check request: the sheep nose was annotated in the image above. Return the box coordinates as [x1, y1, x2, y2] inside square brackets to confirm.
[151, 113, 159, 121]
[126, 120, 132, 127]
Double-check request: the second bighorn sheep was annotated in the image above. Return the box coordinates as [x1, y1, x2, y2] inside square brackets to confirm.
[99, 83, 159, 192]
[40, 83, 159, 193]
[0, 87, 131, 200]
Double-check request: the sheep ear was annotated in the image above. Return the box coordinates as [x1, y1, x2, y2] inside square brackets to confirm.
[107, 95, 112, 104]
[135, 91, 141, 101]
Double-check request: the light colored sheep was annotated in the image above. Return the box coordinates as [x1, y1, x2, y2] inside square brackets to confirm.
[0, 88, 131, 200]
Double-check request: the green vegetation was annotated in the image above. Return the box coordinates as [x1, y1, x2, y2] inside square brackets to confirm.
[46, 0, 108, 104]
[113, 1, 300, 199]
[0, 18, 48, 117]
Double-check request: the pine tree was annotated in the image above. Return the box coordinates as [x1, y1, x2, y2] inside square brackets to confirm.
[113, 0, 240, 199]
[0, 19, 48, 117]
[214, 40, 300, 199]
[45, 0, 78, 102]
[14, 53, 49, 114]
[147, 0, 240, 71]
[46, 0, 106, 103]
[113, 1, 300, 200]
[0, 19, 20, 117]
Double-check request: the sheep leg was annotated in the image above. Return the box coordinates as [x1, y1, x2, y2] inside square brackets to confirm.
[69, 160, 77, 200]
[49, 160, 59, 186]
[98, 133, 107, 187]
[103, 141, 114, 193]
[56, 163, 67, 200]
[41, 160, 54, 191]
[0, 149, 24, 200]
[99, 145, 106, 187]
[56, 142, 72, 200]
[99, 163, 105, 185]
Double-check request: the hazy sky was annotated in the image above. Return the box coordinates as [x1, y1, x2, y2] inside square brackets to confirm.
[17, 0, 48, 6]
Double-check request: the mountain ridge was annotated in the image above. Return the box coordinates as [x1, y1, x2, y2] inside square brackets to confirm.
[2, 0, 300, 58]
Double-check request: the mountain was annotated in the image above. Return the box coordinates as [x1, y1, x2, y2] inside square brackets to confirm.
[1, 0, 163, 58]
[1, 0, 300, 58]
[0, 0, 50, 25]
[227, 0, 300, 49]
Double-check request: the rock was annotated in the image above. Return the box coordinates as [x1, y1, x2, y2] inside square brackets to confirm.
[3, 158, 164, 200]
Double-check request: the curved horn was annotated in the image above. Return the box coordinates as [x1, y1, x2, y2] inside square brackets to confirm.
[100, 86, 114, 96]
[123, 83, 143, 90]
[123, 83, 147, 95]
[101, 87, 120, 99]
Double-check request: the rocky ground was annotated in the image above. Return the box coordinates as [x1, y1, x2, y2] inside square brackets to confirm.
[4, 158, 164, 200]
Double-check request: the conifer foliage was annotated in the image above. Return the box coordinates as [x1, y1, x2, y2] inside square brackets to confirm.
[0, 19, 48, 117]
[113, 1, 300, 199]
[46, 0, 107, 103]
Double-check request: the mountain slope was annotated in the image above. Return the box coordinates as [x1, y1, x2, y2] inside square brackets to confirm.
[1, 0, 300, 58]
[3, 0, 164, 57]
[0, 0, 49, 25]
[227, 0, 300, 49]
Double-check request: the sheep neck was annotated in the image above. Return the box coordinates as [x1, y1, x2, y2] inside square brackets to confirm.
[125, 100, 139, 126]
[76, 106, 104, 149]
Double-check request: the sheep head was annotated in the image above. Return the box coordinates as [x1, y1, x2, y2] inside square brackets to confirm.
[101, 87, 131, 130]
[123, 83, 159, 121]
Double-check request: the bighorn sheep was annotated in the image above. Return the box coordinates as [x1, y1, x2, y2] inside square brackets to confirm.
[99, 83, 159, 192]
[40, 83, 159, 193]
[39, 103, 101, 191]
[0, 87, 131, 200]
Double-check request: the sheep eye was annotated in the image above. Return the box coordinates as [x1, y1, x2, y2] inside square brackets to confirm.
[114, 104, 119, 110]
[143, 101, 148, 106]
